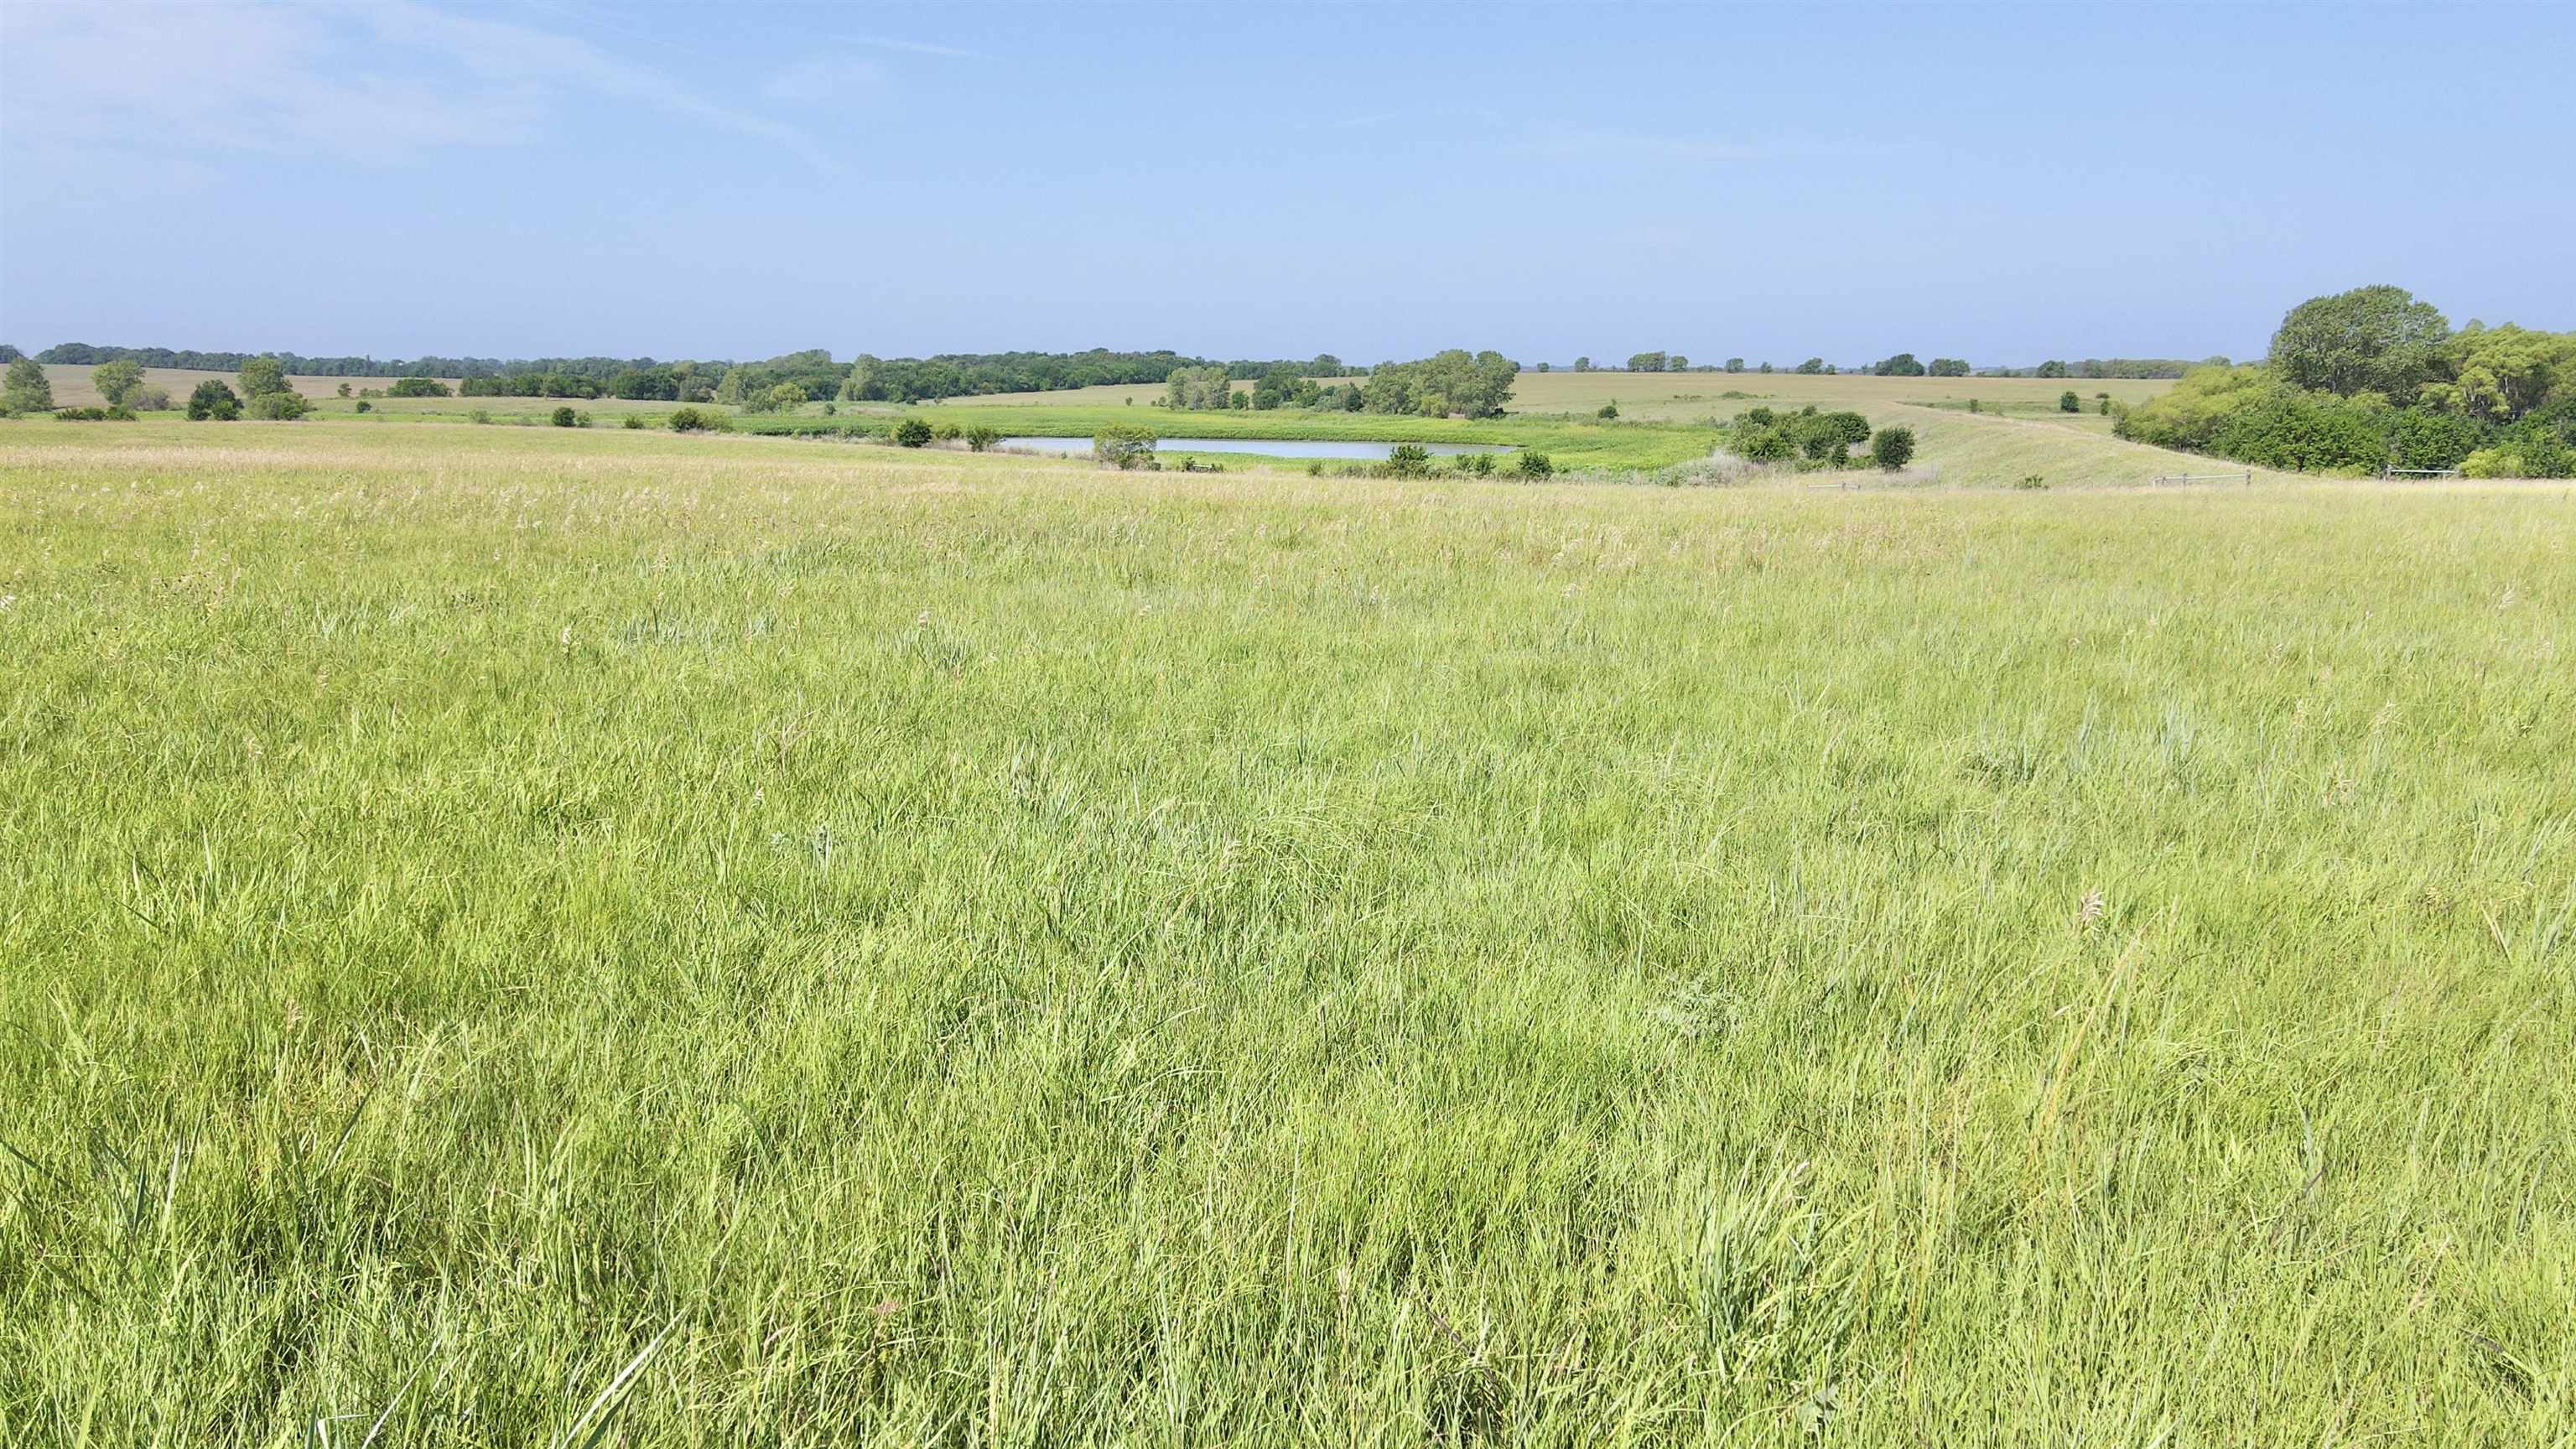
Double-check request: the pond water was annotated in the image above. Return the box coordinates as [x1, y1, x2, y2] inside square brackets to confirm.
[995, 436, 1517, 460]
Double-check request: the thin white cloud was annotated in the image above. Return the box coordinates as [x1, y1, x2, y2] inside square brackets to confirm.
[0, 0, 830, 169]
[1536, 130, 1764, 162]
[766, 56, 887, 106]
[835, 33, 995, 60]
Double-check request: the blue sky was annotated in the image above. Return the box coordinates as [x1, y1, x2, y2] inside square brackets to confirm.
[2, 1, 2568, 367]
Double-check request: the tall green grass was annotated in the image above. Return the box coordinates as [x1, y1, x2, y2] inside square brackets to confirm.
[1, 423, 2569, 1445]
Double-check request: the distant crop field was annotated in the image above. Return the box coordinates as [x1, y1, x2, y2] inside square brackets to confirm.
[39, 362, 460, 409]
[3, 418, 2568, 1445]
[1506, 368, 2176, 422]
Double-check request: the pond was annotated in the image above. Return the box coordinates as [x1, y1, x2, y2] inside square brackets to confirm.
[995, 436, 1517, 460]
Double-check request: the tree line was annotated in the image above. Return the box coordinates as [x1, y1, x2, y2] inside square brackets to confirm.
[2114, 285, 2573, 477]
[1159, 351, 1519, 418]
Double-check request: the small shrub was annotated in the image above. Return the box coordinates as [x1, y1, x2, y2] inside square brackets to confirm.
[355, 400, 372, 413]
[1091, 422, 1156, 468]
[934, 423, 962, 442]
[1870, 426, 1916, 470]
[132, 387, 173, 412]
[186, 379, 242, 421]
[246, 390, 311, 421]
[1597, 402, 1619, 419]
[1306, 460, 1325, 476]
[1386, 444, 1433, 477]
[1966, 398, 1980, 413]
[622, 414, 646, 429]
[2097, 396, 2111, 415]
[552, 406, 577, 428]
[667, 407, 720, 433]
[470, 408, 493, 425]
[1455, 450, 1495, 476]
[55, 407, 112, 421]
[2016, 474, 2049, 489]
[1515, 450, 1554, 478]
[965, 425, 1000, 452]
[2059, 391, 2080, 413]
[894, 418, 935, 448]
[337, 383, 352, 397]
[388, 377, 449, 398]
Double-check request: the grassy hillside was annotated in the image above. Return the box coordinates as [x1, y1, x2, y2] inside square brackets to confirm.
[2, 418, 2569, 1445]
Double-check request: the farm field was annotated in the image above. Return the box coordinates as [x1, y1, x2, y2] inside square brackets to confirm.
[36, 363, 459, 411]
[2, 418, 2569, 1445]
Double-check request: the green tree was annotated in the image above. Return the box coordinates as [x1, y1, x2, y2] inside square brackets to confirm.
[1385, 444, 1432, 477]
[2418, 323, 2576, 420]
[1794, 358, 1825, 375]
[2034, 360, 2070, 378]
[1870, 426, 1916, 470]
[1928, 357, 1970, 377]
[1872, 353, 1926, 377]
[1627, 351, 1669, 373]
[185, 379, 241, 421]
[1514, 450, 1553, 478]
[238, 356, 290, 397]
[1758, 361, 1774, 374]
[1597, 402, 1618, 419]
[246, 390, 311, 420]
[552, 406, 578, 427]
[92, 359, 147, 408]
[3, 356, 56, 413]
[1724, 358, 1745, 373]
[965, 425, 1001, 452]
[2269, 284, 2450, 398]
[894, 418, 934, 447]
[1572, 357, 1592, 372]
[2059, 391, 2080, 413]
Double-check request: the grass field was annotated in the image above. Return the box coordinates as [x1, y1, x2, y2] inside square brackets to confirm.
[3, 419, 2571, 1446]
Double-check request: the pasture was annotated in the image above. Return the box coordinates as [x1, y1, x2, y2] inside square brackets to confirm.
[1, 418, 2568, 1445]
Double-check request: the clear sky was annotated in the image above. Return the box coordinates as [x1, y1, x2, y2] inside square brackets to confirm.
[2, 1, 2568, 368]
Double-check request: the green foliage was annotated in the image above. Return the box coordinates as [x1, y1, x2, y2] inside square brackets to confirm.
[237, 356, 290, 397]
[3, 356, 55, 413]
[1928, 357, 1971, 377]
[2269, 284, 2449, 398]
[244, 389, 311, 421]
[1794, 358, 1824, 375]
[185, 379, 242, 421]
[2059, 391, 2081, 413]
[1724, 358, 1745, 373]
[1596, 402, 1618, 420]
[966, 425, 1001, 452]
[2384, 408, 2485, 471]
[91, 359, 147, 408]
[1091, 422, 1156, 469]
[1966, 398, 1981, 413]
[622, 413, 647, 429]
[1165, 365, 1233, 411]
[666, 407, 722, 433]
[1514, 450, 1553, 478]
[354, 400, 371, 414]
[1797, 411, 1872, 462]
[1872, 353, 1926, 377]
[2418, 323, 2576, 421]
[132, 387, 173, 412]
[1758, 361, 1774, 374]
[2034, 360, 2069, 378]
[894, 418, 935, 448]
[1363, 351, 1519, 418]
[388, 377, 450, 397]
[1627, 351, 1669, 373]
[1870, 425, 1915, 470]
[1384, 444, 1433, 477]
[552, 407, 578, 428]
[1452, 450, 1497, 477]
[53, 406, 134, 422]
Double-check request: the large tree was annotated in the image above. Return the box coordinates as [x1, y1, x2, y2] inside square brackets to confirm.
[3, 356, 56, 413]
[2269, 284, 2450, 398]
[92, 359, 147, 408]
[239, 356, 291, 397]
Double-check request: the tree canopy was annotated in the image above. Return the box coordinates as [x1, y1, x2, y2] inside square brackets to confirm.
[2269, 284, 2450, 398]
